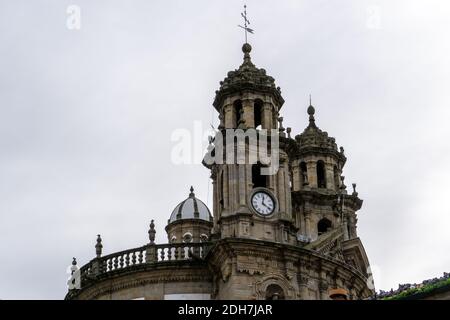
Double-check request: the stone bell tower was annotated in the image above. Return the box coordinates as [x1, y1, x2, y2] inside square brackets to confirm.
[204, 43, 298, 245]
[291, 103, 363, 244]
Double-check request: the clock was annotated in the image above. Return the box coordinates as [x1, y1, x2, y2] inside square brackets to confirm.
[251, 190, 275, 216]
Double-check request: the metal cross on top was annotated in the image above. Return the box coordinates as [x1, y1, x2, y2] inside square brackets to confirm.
[238, 5, 254, 43]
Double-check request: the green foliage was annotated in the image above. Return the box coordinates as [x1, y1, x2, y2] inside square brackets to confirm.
[383, 277, 450, 300]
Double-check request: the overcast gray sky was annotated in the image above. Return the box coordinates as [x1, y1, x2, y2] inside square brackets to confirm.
[1, 0, 449, 299]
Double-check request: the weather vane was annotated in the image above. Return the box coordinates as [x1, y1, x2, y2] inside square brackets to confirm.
[238, 4, 254, 43]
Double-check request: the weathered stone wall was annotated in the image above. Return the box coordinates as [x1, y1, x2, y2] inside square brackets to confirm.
[71, 263, 213, 300]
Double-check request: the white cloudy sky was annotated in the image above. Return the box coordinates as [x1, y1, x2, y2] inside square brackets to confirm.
[0, 0, 449, 299]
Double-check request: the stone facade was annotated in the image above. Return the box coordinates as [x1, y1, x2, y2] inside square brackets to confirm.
[66, 43, 374, 300]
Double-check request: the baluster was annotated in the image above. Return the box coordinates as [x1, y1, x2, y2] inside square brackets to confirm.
[108, 258, 112, 272]
[159, 248, 164, 261]
[165, 247, 169, 261]
[174, 246, 179, 261]
[113, 257, 118, 270]
[193, 244, 200, 257]
[99, 259, 105, 273]
[172, 247, 177, 261]
[138, 250, 144, 264]
[119, 255, 124, 268]
[131, 252, 136, 265]
[125, 253, 130, 267]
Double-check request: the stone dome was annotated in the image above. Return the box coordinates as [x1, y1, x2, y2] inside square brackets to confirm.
[213, 43, 284, 110]
[295, 104, 339, 151]
[168, 186, 212, 224]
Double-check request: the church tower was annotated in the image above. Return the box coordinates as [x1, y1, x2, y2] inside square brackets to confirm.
[205, 43, 297, 246]
[202, 43, 372, 299]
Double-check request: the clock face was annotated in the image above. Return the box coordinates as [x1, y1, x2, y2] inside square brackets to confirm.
[251, 191, 275, 216]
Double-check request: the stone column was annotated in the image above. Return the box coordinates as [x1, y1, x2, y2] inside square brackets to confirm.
[284, 165, 292, 217]
[325, 163, 335, 190]
[261, 103, 273, 129]
[268, 167, 276, 193]
[348, 213, 358, 239]
[227, 165, 235, 214]
[319, 284, 329, 300]
[224, 104, 234, 129]
[239, 164, 246, 207]
[319, 273, 329, 300]
[223, 165, 229, 211]
[232, 165, 239, 213]
[212, 175, 218, 230]
[278, 164, 286, 213]
[243, 99, 255, 128]
[272, 107, 279, 129]
[292, 162, 300, 191]
[246, 164, 252, 199]
[306, 161, 317, 188]
[342, 211, 350, 241]
[298, 274, 310, 300]
[304, 212, 312, 238]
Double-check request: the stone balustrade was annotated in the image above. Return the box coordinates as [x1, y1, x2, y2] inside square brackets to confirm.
[76, 242, 210, 288]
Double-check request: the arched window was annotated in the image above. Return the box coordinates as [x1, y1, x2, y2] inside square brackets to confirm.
[265, 284, 285, 300]
[318, 218, 332, 235]
[200, 234, 209, 242]
[317, 160, 326, 188]
[234, 100, 243, 128]
[254, 99, 263, 129]
[300, 161, 308, 186]
[252, 162, 268, 188]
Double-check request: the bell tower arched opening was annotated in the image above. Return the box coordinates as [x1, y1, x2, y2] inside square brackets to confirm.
[254, 99, 263, 129]
[234, 99, 243, 128]
[252, 162, 268, 188]
[317, 160, 326, 188]
[318, 218, 332, 236]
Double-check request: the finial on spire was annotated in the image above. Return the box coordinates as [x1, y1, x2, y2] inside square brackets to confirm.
[238, 4, 254, 44]
[72, 257, 77, 266]
[307, 106, 316, 128]
[189, 186, 195, 198]
[306, 95, 317, 127]
[352, 183, 358, 197]
[278, 117, 286, 137]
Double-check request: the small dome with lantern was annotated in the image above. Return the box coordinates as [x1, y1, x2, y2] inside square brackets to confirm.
[295, 103, 340, 152]
[168, 186, 212, 224]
